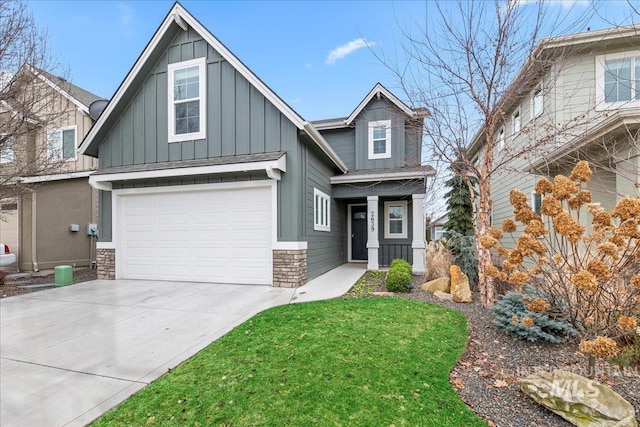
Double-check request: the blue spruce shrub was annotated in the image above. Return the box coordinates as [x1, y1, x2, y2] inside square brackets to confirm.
[385, 259, 412, 293]
[490, 289, 579, 343]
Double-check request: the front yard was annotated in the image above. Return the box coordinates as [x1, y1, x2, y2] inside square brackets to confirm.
[92, 297, 484, 426]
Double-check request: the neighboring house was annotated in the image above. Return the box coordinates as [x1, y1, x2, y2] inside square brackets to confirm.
[429, 213, 448, 241]
[79, 3, 433, 287]
[468, 26, 640, 240]
[0, 65, 102, 272]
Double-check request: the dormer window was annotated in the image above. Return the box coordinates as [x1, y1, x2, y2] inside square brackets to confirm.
[168, 57, 206, 142]
[368, 120, 391, 159]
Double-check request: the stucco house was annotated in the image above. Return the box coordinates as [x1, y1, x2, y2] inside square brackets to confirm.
[79, 3, 433, 287]
[468, 26, 640, 237]
[0, 65, 101, 272]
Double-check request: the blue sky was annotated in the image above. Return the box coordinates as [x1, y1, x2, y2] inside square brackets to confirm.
[26, 0, 637, 122]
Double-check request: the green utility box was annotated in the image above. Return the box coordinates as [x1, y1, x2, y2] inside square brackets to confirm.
[54, 265, 73, 286]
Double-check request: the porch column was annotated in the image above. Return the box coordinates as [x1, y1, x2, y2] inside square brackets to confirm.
[412, 193, 426, 274]
[366, 196, 379, 270]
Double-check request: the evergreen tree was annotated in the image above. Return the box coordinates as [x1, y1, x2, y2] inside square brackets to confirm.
[443, 174, 474, 236]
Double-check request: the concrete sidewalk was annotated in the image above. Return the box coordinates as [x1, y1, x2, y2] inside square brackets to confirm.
[0, 263, 365, 427]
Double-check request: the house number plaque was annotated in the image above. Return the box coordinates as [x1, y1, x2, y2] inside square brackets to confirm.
[370, 211, 375, 232]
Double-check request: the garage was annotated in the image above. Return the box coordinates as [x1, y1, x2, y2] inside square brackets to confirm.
[117, 184, 272, 284]
[0, 199, 19, 267]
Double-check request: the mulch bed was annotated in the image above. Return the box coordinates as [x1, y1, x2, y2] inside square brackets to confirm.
[0, 268, 98, 298]
[400, 279, 640, 426]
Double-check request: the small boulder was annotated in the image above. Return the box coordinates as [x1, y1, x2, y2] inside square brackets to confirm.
[433, 290, 453, 301]
[450, 265, 472, 303]
[421, 277, 450, 293]
[519, 370, 638, 427]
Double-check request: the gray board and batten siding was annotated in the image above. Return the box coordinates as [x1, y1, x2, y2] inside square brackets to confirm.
[305, 143, 346, 280]
[320, 98, 422, 171]
[95, 27, 340, 245]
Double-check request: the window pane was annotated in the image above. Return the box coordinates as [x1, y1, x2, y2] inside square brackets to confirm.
[605, 59, 631, 102]
[389, 220, 403, 234]
[533, 89, 543, 116]
[315, 195, 319, 224]
[635, 58, 640, 100]
[174, 66, 199, 101]
[389, 206, 404, 219]
[175, 101, 199, 135]
[373, 140, 386, 154]
[354, 212, 366, 220]
[48, 130, 62, 159]
[373, 125, 386, 139]
[62, 129, 75, 159]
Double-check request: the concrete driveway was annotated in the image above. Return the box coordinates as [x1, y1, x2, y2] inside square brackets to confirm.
[0, 264, 364, 427]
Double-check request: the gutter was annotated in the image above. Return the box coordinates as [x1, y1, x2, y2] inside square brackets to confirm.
[303, 122, 348, 173]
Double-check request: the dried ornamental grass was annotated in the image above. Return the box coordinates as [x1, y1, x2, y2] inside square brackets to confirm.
[617, 316, 637, 331]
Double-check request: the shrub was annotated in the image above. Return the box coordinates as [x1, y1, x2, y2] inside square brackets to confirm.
[483, 161, 640, 374]
[424, 240, 451, 280]
[490, 289, 579, 343]
[447, 231, 478, 290]
[386, 258, 413, 293]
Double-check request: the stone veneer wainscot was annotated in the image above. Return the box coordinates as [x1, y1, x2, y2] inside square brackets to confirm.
[96, 248, 115, 280]
[272, 249, 307, 287]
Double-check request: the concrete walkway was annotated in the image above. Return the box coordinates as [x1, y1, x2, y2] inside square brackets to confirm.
[0, 263, 365, 427]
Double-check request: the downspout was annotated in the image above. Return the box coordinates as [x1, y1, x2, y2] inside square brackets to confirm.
[16, 195, 21, 272]
[31, 189, 38, 272]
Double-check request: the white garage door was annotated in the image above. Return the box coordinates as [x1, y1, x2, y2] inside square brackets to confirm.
[0, 200, 19, 264]
[119, 185, 272, 284]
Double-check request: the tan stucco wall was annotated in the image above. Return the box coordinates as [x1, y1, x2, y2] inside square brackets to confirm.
[18, 178, 97, 271]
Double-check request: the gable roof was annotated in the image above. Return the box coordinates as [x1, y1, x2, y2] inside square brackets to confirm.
[311, 83, 428, 130]
[0, 64, 101, 120]
[78, 2, 347, 173]
[466, 25, 640, 158]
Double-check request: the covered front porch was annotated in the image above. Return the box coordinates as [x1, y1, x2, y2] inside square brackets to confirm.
[331, 166, 432, 274]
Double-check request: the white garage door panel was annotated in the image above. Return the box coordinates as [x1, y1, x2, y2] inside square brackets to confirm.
[119, 186, 272, 284]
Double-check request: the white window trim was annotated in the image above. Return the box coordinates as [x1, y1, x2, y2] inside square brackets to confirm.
[313, 188, 331, 232]
[368, 119, 391, 160]
[531, 84, 543, 119]
[0, 134, 14, 164]
[47, 125, 77, 162]
[512, 109, 521, 134]
[595, 50, 640, 111]
[384, 200, 407, 239]
[167, 57, 207, 143]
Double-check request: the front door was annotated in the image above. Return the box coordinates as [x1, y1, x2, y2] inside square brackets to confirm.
[351, 205, 367, 261]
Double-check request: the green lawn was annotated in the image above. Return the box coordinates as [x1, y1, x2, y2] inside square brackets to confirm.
[93, 298, 484, 427]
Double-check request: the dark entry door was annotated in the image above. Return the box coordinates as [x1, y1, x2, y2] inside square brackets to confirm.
[351, 205, 368, 261]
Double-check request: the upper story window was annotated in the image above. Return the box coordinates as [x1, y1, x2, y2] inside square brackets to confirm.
[384, 200, 407, 239]
[47, 126, 76, 161]
[167, 57, 206, 143]
[531, 85, 543, 118]
[596, 51, 640, 110]
[497, 126, 505, 150]
[368, 120, 391, 159]
[314, 188, 331, 232]
[512, 109, 521, 134]
[531, 191, 542, 216]
[0, 134, 14, 164]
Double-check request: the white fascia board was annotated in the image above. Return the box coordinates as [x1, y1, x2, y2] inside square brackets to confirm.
[273, 241, 308, 250]
[89, 157, 286, 190]
[312, 120, 348, 130]
[27, 65, 90, 115]
[303, 122, 348, 173]
[19, 170, 94, 183]
[346, 83, 415, 125]
[331, 170, 431, 184]
[0, 100, 40, 125]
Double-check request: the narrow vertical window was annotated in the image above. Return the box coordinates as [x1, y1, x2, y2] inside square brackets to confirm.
[168, 57, 206, 142]
[498, 127, 505, 150]
[512, 109, 521, 134]
[314, 188, 331, 231]
[531, 192, 542, 215]
[532, 85, 543, 117]
[0, 134, 14, 164]
[368, 120, 391, 159]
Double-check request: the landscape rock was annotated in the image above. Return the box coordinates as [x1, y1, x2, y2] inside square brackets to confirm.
[450, 265, 472, 303]
[421, 277, 450, 293]
[519, 370, 638, 427]
[433, 290, 453, 301]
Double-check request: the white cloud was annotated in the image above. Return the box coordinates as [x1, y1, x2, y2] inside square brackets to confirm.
[118, 3, 134, 25]
[325, 38, 375, 65]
